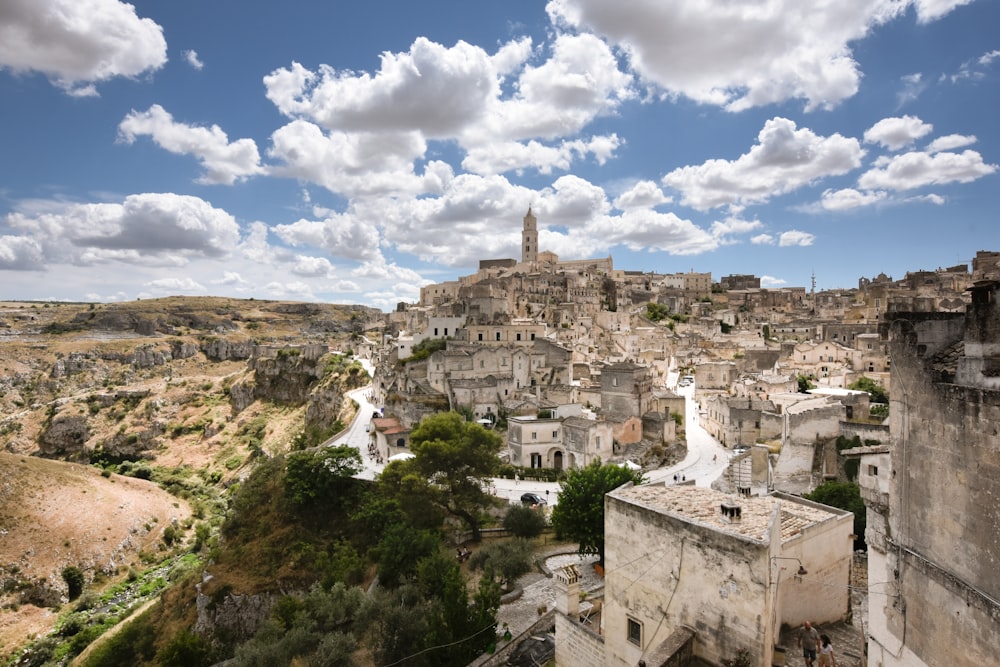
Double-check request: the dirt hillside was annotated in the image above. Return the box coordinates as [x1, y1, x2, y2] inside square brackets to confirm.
[0, 450, 191, 657]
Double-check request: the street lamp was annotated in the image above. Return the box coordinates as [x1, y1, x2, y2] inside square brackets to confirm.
[770, 556, 808, 576]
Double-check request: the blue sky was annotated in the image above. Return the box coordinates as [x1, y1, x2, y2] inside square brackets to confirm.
[1, 0, 997, 310]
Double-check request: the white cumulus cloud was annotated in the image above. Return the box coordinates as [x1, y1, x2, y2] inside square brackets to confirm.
[0, 0, 166, 95]
[118, 105, 264, 185]
[864, 115, 933, 151]
[545, 0, 969, 111]
[859, 150, 997, 191]
[662, 117, 863, 211]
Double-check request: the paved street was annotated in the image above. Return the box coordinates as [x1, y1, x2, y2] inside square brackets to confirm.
[330, 365, 732, 496]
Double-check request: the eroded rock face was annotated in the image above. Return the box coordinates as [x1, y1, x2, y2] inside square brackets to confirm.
[194, 583, 279, 642]
[50, 352, 99, 378]
[228, 380, 256, 414]
[38, 415, 90, 457]
[201, 338, 256, 362]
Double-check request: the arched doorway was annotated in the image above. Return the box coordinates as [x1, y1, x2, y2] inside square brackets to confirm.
[553, 450, 563, 470]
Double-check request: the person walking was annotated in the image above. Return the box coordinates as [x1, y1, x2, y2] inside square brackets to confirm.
[817, 634, 836, 667]
[798, 621, 820, 667]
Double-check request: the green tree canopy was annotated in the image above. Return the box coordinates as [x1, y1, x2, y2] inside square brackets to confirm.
[502, 504, 547, 539]
[468, 539, 534, 592]
[384, 412, 503, 541]
[550, 461, 644, 565]
[805, 481, 866, 549]
[284, 446, 362, 512]
[849, 376, 889, 404]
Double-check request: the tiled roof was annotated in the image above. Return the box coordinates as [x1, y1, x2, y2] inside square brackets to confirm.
[610, 484, 840, 544]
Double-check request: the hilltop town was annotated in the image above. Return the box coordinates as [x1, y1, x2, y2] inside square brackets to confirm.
[372, 210, 996, 487]
[1, 211, 997, 666]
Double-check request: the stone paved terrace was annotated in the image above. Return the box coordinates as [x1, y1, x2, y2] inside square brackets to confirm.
[496, 548, 603, 638]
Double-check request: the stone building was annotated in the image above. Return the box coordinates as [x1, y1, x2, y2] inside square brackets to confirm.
[859, 280, 1000, 667]
[555, 484, 854, 667]
[599, 362, 653, 419]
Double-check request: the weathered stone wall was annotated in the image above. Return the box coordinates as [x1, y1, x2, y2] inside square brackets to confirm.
[554, 612, 604, 667]
[839, 420, 889, 445]
[602, 495, 770, 667]
[871, 297, 1000, 666]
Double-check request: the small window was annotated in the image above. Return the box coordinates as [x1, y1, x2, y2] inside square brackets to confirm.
[478, 333, 483, 341]
[553, 430, 558, 438]
[532, 432, 537, 440]
[868, 464, 878, 476]
[496, 332, 501, 341]
[627, 617, 642, 646]
[434, 328, 439, 336]
[516, 333, 522, 341]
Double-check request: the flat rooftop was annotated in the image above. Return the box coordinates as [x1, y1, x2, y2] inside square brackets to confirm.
[609, 484, 842, 544]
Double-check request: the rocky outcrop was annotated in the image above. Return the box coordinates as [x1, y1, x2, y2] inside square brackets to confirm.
[249, 347, 326, 404]
[169, 339, 199, 359]
[305, 386, 346, 434]
[50, 351, 98, 378]
[194, 578, 279, 642]
[228, 380, 256, 414]
[38, 415, 90, 457]
[201, 337, 256, 361]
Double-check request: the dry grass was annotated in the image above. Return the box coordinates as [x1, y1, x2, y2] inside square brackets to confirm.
[0, 453, 191, 658]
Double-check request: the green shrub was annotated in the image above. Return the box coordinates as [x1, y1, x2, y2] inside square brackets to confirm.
[62, 566, 85, 600]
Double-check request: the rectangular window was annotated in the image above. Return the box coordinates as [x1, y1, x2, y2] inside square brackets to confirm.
[627, 617, 642, 646]
[516, 333, 522, 341]
[552, 430, 558, 438]
[595, 436, 600, 449]
[434, 328, 439, 336]
[868, 464, 878, 476]
[530, 333, 536, 340]
[496, 332, 501, 341]
[532, 432, 537, 440]
[478, 333, 483, 341]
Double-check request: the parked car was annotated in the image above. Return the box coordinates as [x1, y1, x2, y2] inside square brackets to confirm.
[521, 492, 546, 506]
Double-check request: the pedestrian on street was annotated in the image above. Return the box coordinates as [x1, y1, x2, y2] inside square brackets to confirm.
[818, 634, 836, 667]
[798, 621, 820, 667]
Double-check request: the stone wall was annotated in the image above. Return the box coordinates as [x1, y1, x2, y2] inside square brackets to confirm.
[868, 290, 1000, 667]
[554, 612, 605, 667]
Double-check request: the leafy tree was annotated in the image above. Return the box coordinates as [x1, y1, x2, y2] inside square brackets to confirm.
[61, 566, 85, 601]
[361, 585, 434, 667]
[157, 629, 213, 667]
[399, 412, 503, 541]
[417, 551, 498, 664]
[377, 523, 440, 588]
[284, 445, 362, 510]
[849, 376, 889, 405]
[469, 539, 534, 592]
[805, 481, 866, 549]
[375, 462, 447, 532]
[646, 302, 669, 322]
[503, 504, 547, 539]
[550, 461, 645, 565]
[797, 374, 816, 393]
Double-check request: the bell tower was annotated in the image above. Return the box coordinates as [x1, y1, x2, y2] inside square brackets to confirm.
[522, 207, 538, 265]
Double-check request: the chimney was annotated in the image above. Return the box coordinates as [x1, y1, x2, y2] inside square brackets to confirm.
[554, 564, 580, 617]
[720, 500, 742, 524]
